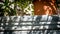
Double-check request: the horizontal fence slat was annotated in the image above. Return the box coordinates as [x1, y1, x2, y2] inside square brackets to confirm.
[0, 24, 60, 27]
[0, 28, 60, 32]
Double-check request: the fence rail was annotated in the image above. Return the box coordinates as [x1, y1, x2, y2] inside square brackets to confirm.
[0, 15, 60, 34]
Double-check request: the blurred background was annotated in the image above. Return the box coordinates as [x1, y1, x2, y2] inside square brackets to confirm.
[0, 0, 60, 16]
[0, 0, 60, 34]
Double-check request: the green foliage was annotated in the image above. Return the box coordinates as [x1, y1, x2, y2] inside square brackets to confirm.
[15, 0, 32, 9]
[0, 4, 4, 16]
[0, 0, 16, 16]
[0, 0, 33, 16]
[14, 0, 33, 15]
